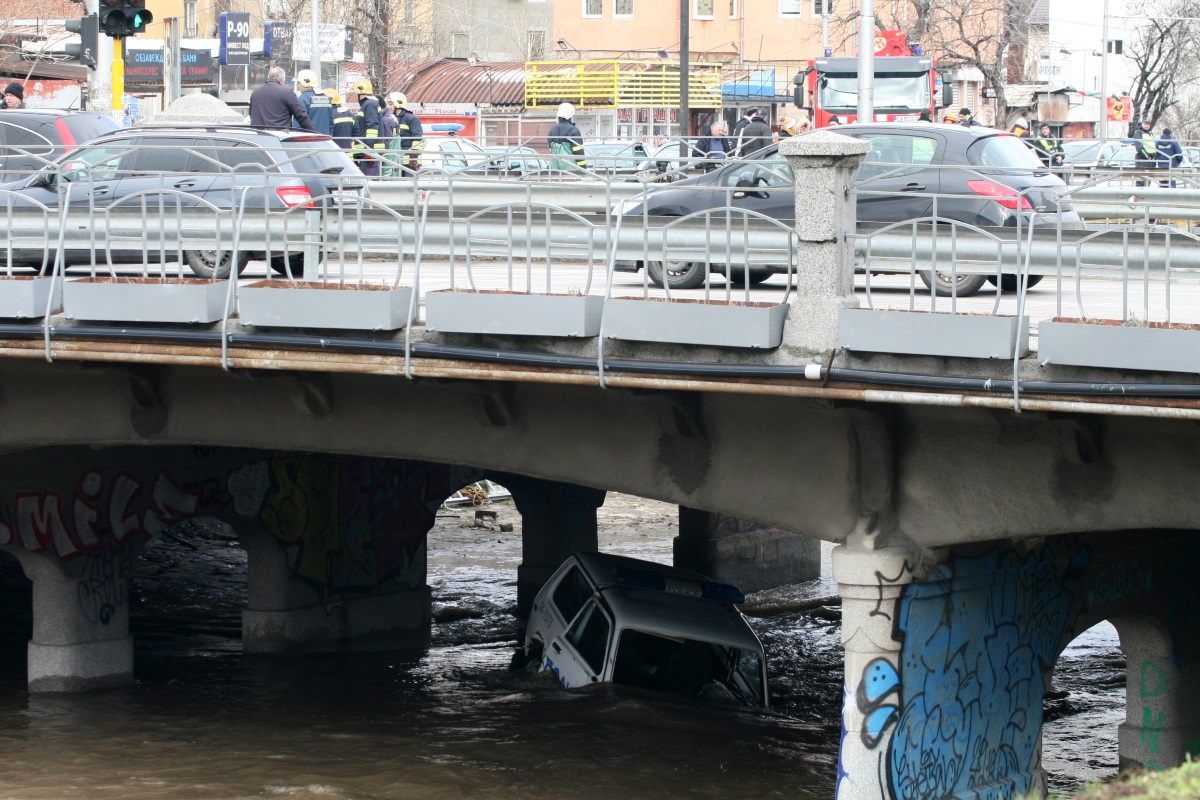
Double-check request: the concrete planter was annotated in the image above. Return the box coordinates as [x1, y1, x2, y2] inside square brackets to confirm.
[238, 280, 413, 331]
[603, 297, 789, 349]
[0, 277, 60, 319]
[1038, 318, 1200, 373]
[425, 290, 603, 338]
[63, 278, 228, 324]
[839, 309, 1030, 359]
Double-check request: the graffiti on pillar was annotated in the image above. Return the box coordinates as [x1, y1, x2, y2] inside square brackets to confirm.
[0, 470, 199, 561]
[1140, 659, 1166, 766]
[258, 455, 465, 593]
[882, 543, 1090, 800]
[1086, 560, 1153, 607]
[856, 657, 901, 748]
[76, 540, 134, 625]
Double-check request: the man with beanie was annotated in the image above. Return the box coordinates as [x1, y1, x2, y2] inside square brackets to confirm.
[548, 103, 586, 169]
[958, 107, 979, 127]
[738, 109, 772, 158]
[3, 83, 25, 109]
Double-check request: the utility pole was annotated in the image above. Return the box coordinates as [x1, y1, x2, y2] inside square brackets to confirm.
[856, 0, 874, 122]
[310, 0, 321, 83]
[83, 0, 113, 114]
[1101, 0, 1110, 137]
[821, 0, 829, 56]
[679, 0, 689, 157]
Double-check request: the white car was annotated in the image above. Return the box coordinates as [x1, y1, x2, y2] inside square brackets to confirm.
[518, 552, 768, 708]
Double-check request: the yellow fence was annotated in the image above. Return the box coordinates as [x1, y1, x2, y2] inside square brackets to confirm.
[525, 60, 722, 110]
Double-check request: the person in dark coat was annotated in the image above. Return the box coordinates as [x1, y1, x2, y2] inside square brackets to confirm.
[389, 93, 425, 176]
[249, 67, 314, 130]
[1157, 127, 1184, 187]
[694, 120, 731, 171]
[731, 107, 757, 142]
[3, 82, 25, 109]
[547, 102, 586, 169]
[1029, 124, 1064, 169]
[330, 92, 357, 154]
[295, 69, 333, 136]
[1128, 117, 1160, 187]
[738, 110, 773, 158]
[352, 78, 383, 176]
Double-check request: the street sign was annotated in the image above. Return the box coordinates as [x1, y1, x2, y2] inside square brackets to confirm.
[291, 23, 350, 62]
[264, 21, 294, 60]
[220, 12, 251, 65]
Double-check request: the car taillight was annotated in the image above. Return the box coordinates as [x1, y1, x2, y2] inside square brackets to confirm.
[966, 179, 1033, 210]
[276, 186, 315, 207]
[54, 119, 77, 147]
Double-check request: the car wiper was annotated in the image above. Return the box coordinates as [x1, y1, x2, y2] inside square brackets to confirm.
[320, 166, 345, 175]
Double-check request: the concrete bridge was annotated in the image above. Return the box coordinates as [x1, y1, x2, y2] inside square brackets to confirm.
[1, 132, 1198, 800]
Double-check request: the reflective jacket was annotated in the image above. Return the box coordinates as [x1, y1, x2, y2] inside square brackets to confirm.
[332, 108, 357, 150]
[354, 95, 384, 153]
[298, 89, 334, 136]
[393, 108, 425, 151]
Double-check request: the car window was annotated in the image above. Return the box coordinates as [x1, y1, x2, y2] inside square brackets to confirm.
[722, 152, 791, 188]
[62, 115, 122, 145]
[565, 600, 610, 674]
[966, 135, 1044, 168]
[282, 140, 357, 177]
[210, 140, 276, 173]
[61, 143, 138, 182]
[126, 137, 204, 175]
[857, 133, 929, 181]
[551, 566, 592, 624]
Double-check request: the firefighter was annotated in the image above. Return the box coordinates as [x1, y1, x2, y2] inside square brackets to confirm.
[389, 93, 425, 176]
[330, 91, 357, 154]
[295, 69, 333, 136]
[547, 103, 586, 169]
[351, 78, 384, 176]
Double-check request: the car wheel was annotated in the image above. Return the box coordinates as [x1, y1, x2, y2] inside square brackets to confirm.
[986, 274, 1045, 292]
[920, 270, 988, 297]
[184, 249, 250, 280]
[270, 252, 305, 277]
[646, 260, 707, 290]
[725, 268, 774, 286]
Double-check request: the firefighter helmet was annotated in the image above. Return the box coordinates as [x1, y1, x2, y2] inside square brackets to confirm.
[557, 102, 575, 120]
[296, 69, 319, 89]
[353, 78, 374, 95]
[327, 90, 341, 105]
[389, 92, 407, 108]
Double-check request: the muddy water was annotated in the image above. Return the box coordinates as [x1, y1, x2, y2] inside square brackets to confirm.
[0, 493, 1121, 798]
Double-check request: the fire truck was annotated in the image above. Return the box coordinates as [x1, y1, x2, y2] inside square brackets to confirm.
[792, 30, 954, 127]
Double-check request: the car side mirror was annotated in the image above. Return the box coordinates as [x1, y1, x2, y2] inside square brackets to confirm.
[28, 170, 54, 188]
[733, 175, 768, 199]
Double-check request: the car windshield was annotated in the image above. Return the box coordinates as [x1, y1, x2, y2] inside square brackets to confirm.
[1061, 141, 1102, 162]
[817, 72, 931, 111]
[611, 628, 765, 707]
[967, 135, 1045, 168]
[282, 140, 358, 177]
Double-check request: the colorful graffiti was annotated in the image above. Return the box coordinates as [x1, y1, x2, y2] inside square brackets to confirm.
[258, 455, 474, 594]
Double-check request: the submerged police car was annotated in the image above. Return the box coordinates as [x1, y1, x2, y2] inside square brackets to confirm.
[518, 552, 768, 708]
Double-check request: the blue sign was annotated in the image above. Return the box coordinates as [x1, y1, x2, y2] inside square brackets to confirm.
[220, 12, 250, 66]
[264, 21, 293, 60]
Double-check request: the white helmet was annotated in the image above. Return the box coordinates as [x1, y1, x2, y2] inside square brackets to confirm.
[389, 92, 407, 108]
[557, 102, 575, 120]
[296, 69, 319, 89]
[1014, 117, 1028, 128]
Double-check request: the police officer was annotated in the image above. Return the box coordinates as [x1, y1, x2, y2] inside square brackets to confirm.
[351, 78, 383, 176]
[1131, 117, 1159, 187]
[547, 103, 586, 169]
[390, 93, 425, 176]
[250, 66, 314, 130]
[1031, 123, 1064, 169]
[295, 69, 333, 136]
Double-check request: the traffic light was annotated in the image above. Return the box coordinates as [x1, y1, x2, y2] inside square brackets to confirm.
[64, 14, 98, 67]
[99, 0, 153, 38]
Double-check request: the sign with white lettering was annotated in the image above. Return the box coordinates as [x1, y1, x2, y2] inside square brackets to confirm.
[291, 23, 350, 62]
[125, 49, 213, 84]
[220, 12, 251, 66]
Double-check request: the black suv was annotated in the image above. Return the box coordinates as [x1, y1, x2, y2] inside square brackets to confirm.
[617, 123, 1084, 295]
[0, 126, 368, 278]
[0, 110, 120, 180]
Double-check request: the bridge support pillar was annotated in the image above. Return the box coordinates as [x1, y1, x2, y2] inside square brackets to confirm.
[240, 522, 431, 653]
[504, 477, 605, 614]
[674, 507, 820, 592]
[1115, 617, 1200, 772]
[15, 543, 136, 693]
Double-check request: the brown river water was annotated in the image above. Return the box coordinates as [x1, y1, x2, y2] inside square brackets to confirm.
[0, 492, 1124, 799]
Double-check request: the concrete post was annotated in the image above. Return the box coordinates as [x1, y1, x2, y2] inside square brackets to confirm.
[674, 507, 820, 592]
[504, 477, 605, 614]
[777, 131, 870, 356]
[15, 544, 136, 692]
[832, 540, 916, 800]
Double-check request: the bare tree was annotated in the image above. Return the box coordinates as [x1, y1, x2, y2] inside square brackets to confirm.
[1123, 0, 1200, 134]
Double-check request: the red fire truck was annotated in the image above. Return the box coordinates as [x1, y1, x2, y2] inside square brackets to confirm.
[792, 30, 953, 127]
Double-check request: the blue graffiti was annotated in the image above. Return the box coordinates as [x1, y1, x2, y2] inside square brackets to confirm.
[887, 545, 1089, 800]
[857, 658, 900, 747]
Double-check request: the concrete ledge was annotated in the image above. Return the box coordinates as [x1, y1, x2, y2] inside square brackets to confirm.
[27, 636, 134, 693]
[242, 585, 432, 654]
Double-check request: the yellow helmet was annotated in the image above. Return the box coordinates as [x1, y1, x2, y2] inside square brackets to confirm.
[353, 78, 374, 95]
[296, 69, 319, 89]
[327, 90, 341, 105]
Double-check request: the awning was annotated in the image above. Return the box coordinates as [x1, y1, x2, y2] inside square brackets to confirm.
[721, 68, 782, 100]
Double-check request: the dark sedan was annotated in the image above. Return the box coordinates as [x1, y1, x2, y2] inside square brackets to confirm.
[616, 123, 1084, 294]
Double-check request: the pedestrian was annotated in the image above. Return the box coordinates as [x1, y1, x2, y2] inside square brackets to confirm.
[732, 107, 757, 147]
[957, 107, 979, 127]
[351, 78, 383, 176]
[548, 102, 586, 170]
[1129, 117, 1159, 187]
[917, 109, 932, 122]
[1157, 126, 1184, 187]
[942, 111, 958, 124]
[737, 108, 773, 157]
[3, 82, 25, 109]
[694, 120, 731, 171]
[330, 91, 357, 152]
[1030, 124, 1064, 170]
[380, 96, 399, 144]
[827, 115, 841, 126]
[778, 116, 801, 137]
[249, 66, 314, 130]
[1010, 117, 1029, 138]
[295, 69, 333, 136]
[384, 93, 425, 177]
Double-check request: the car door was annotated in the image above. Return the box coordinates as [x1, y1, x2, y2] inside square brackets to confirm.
[848, 130, 943, 224]
[546, 598, 613, 688]
[717, 151, 796, 222]
[113, 135, 214, 208]
[42, 141, 140, 211]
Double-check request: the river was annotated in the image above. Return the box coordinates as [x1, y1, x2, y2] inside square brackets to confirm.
[0, 492, 1123, 799]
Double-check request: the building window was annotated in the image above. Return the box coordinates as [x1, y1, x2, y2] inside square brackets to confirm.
[529, 30, 546, 59]
[779, 0, 801, 16]
[452, 31, 468, 58]
[583, 0, 602, 18]
[810, 0, 832, 15]
[729, 0, 737, 18]
[694, 0, 714, 19]
[615, 0, 633, 17]
[1107, 39, 1123, 55]
[184, 0, 198, 37]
